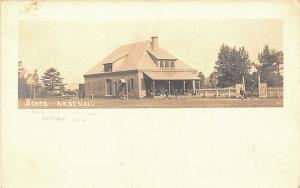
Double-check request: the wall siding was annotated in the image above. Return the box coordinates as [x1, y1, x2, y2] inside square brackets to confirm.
[84, 70, 142, 98]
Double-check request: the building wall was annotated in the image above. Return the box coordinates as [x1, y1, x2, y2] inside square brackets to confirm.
[78, 84, 85, 98]
[84, 70, 142, 99]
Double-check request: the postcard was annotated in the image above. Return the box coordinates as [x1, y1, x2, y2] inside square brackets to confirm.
[1, 1, 300, 188]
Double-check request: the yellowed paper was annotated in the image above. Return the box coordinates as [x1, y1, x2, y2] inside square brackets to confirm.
[1, 1, 300, 188]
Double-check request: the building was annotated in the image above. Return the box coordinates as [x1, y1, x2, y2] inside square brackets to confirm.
[78, 84, 85, 98]
[84, 36, 200, 99]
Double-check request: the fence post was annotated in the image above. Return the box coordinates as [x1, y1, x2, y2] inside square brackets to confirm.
[205, 90, 207, 98]
[277, 88, 280, 98]
[216, 89, 219, 98]
[229, 89, 231, 98]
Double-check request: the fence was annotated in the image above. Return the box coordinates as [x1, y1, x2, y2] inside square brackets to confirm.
[196, 87, 283, 98]
[267, 87, 283, 98]
[197, 88, 237, 98]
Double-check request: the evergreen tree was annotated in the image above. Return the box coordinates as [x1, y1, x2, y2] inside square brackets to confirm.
[214, 44, 252, 88]
[207, 71, 218, 88]
[18, 61, 29, 98]
[41, 68, 65, 96]
[257, 45, 283, 87]
[18, 61, 25, 79]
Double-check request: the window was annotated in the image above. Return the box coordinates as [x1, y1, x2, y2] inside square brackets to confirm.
[105, 79, 112, 95]
[159, 60, 164, 68]
[127, 78, 134, 92]
[127, 79, 131, 91]
[165, 61, 170, 68]
[104, 63, 112, 72]
[158, 59, 175, 68]
[130, 78, 134, 91]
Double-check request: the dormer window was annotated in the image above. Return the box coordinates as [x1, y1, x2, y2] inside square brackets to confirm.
[165, 61, 170, 68]
[104, 63, 112, 72]
[158, 60, 175, 68]
[159, 60, 164, 68]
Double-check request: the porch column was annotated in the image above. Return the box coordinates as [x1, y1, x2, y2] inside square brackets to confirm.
[183, 81, 186, 94]
[198, 80, 201, 95]
[168, 81, 171, 95]
[126, 81, 128, 100]
[152, 80, 155, 96]
[192, 80, 195, 94]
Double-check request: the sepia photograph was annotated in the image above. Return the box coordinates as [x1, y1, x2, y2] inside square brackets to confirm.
[18, 20, 283, 108]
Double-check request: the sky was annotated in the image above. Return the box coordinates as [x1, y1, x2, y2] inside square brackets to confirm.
[19, 20, 283, 86]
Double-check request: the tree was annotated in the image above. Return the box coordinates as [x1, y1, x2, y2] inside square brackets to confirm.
[18, 61, 30, 99]
[246, 71, 259, 92]
[41, 68, 65, 96]
[18, 61, 25, 79]
[206, 71, 218, 88]
[32, 69, 41, 98]
[257, 45, 283, 87]
[197, 71, 207, 88]
[214, 44, 252, 88]
[27, 69, 40, 99]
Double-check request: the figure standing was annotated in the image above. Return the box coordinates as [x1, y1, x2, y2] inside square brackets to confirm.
[240, 87, 244, 101]
[165, 88, 169, 98]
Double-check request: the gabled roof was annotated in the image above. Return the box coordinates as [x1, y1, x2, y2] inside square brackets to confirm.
[85, 40, 149, 75]
[85, 39, 195, 76]
[147, 46, 177, 60]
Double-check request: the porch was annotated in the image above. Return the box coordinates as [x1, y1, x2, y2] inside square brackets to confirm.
[143, 71, 201, 97]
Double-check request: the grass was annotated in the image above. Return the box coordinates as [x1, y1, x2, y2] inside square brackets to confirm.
[18, 97, 283, 109]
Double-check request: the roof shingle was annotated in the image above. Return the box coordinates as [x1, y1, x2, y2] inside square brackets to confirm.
[85, 38, 196, 76]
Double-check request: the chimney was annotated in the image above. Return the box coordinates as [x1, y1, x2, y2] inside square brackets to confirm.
[151, 36, 158, 50]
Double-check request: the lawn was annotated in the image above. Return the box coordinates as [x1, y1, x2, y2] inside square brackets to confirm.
[18, 97, 283, 109]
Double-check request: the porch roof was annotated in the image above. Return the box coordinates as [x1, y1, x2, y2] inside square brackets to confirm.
[144, 71, 200, 80]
